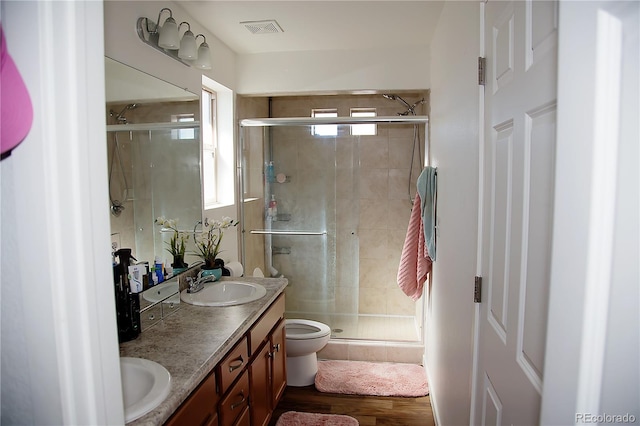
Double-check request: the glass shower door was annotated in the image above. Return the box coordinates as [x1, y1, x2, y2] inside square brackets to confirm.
[240, 123, 362, 331]
[239, 116, 428, 343]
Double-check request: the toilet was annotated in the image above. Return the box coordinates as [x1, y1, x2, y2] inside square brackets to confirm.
[285, 319, 331, 386]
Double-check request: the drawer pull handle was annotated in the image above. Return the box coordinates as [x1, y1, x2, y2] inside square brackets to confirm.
[230, 393, 246, 410]
[228, 356, 244, 372]
[272, 343, 281, 353]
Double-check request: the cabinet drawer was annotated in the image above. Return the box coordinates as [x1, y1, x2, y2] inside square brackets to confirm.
[165, 370, 218, 426]
[218, 336, 249, 394]
[219, 370, 250, 426]
[248, 294, 285, 356]
[233, 406, 250, 426]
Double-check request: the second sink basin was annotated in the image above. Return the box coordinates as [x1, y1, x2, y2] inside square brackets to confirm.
[142, 281, 180, 304]
[120, 357, 171, 423]
[180, 280, 267, 306]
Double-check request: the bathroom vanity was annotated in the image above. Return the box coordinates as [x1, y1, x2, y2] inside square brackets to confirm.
[120, 276, 288, 426]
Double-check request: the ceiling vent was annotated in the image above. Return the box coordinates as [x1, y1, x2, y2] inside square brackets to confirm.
[241, 20, 284, 35]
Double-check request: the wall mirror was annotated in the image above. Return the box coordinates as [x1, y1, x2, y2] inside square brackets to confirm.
[105, 57, 203, 284]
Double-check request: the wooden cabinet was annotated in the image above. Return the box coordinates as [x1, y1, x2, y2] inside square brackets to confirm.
[165, 370, 219, 426]
[219, 337, 249, 393]
[270, 319, 286, 406]
[248, 342, 271, 426]
[248, 295, 285, 356]
[219, 370, 250, 426]
[165, 292, 286, 426]
[248, 295, 287, 426]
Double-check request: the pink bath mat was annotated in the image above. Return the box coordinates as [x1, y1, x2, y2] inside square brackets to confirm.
[315, 360, 429, 397]
[275, 411, 359, 426]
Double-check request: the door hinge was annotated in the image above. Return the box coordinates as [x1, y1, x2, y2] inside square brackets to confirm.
[478, 57, 486, 86]
[474, 276, 482, 303]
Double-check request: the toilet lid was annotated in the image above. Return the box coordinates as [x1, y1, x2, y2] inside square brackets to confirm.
[285, 319, 331, 340]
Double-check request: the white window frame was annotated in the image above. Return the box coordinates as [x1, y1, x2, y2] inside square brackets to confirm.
[202, 88, 217, 206]
[350, 108, 377, 136]
[171, 114, 196, 140]
[311, 108, 338, 136]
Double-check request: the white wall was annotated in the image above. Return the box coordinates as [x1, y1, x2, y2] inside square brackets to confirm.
[236, 45, 430, 95]
[425, 2, 480, 425]
[104, 0, 237, 95]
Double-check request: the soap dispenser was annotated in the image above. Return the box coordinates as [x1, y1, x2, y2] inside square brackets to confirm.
[269, 194, 278, 221]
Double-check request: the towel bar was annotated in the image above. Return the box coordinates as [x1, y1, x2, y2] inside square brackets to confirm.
[249, 230, 326, 236]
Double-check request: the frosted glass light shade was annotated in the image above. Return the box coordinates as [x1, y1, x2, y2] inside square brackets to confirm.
[194, 42, 212, 70]
[178, 30, 197, 59]
[158, 17, 179, 49]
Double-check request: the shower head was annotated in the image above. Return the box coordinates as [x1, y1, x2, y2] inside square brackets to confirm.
[382, 94, 424, 116]
[110, 103, 138, 124]
[382, 93, 412, 111]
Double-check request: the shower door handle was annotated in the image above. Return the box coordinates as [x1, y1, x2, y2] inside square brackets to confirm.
[249, 230, 327, 236]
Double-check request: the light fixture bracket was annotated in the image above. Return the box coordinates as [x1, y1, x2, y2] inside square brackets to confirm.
[136, 17, 191, 67]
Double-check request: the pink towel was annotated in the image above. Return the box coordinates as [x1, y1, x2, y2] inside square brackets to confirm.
[397, 193, 432, 300]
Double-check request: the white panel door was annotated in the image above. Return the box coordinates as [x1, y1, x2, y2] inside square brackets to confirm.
[473, 1, 557, 424]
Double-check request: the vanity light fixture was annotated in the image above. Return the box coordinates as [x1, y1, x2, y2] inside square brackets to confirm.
[136, 8, 212, 70]
[193, 35, 212, 70]
[178, 23, 197, 60]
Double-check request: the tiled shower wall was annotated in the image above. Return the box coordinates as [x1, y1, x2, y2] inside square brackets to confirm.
[262, 93, 429, 318]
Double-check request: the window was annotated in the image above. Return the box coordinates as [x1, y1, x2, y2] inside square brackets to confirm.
[202, 88, 217, 205]
[350, 108, 376, 136]
[172, 114, 196, 140]
[311, 109, 338, 136]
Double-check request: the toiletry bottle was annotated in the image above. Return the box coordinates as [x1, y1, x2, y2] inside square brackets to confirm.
[266, 161, 275, 183]
[154, 256, 164, 283]
[269, 194, 278, 221]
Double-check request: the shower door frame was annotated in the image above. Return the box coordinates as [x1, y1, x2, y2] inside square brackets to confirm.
[237, 116, 430, 343]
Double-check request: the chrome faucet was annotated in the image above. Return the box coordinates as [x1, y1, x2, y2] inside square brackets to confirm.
[186, 277, 205, 294]
[186, 273, 219, 293]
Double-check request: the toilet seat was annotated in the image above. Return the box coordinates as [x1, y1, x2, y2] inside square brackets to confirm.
[285, 319, 331, 340]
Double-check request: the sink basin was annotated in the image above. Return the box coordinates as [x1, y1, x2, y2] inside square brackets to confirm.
[120, 357, 171, 423]
[142, 281, 180, 304]
[180, 280, 267, 307]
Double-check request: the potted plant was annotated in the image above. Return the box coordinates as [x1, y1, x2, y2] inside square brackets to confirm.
[194, 216, 238, 275]
[155, 216, 189, 272]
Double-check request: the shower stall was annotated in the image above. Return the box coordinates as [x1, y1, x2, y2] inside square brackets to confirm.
[107, 121, 202, 265]
[238, 113, 429, 343]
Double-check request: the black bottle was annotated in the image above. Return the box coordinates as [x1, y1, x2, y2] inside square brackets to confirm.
[113, 249, 140, 343]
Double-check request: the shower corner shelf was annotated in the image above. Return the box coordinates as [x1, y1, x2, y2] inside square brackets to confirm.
[272, 246, 291, 255]
[273, 213, 291, 222]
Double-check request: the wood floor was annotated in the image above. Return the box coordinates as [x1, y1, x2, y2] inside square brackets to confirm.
[268, 385, 435, 426]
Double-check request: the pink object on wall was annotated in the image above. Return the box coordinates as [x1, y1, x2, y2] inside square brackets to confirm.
[1, 25, 33, 158]
[397, 193, 432, 301]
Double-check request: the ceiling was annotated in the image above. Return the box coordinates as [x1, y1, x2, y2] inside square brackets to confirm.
[180, 1, 446, 55]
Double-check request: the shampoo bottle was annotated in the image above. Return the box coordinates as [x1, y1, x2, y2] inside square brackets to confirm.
[266, 161, 275, 183]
